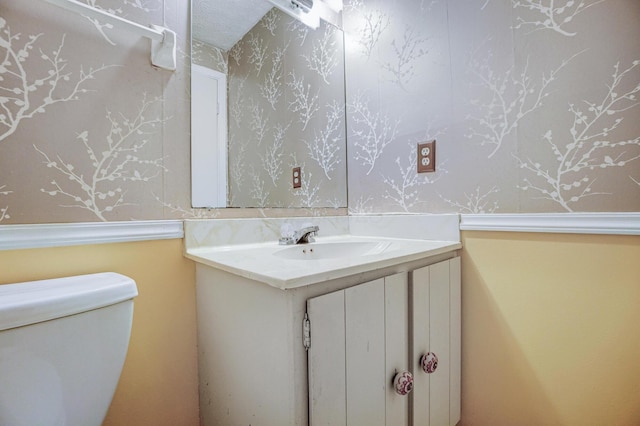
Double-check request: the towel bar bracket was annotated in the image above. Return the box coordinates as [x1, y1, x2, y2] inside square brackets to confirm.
[150, 25, 177, 71]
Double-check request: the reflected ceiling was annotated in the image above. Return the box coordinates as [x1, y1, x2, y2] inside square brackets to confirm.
[192, 0, 273, 50]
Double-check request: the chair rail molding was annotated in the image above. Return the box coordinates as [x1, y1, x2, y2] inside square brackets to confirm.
[0, 220, 184, 250]
[460, 213, 640, 235]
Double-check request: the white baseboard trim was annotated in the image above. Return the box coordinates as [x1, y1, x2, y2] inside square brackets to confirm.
[460, 213, 640, 235]
[0, 220, 184, 251]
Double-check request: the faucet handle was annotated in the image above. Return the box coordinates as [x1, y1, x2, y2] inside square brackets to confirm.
[280, 223, 295, 238]
[279, 236, 295, 245]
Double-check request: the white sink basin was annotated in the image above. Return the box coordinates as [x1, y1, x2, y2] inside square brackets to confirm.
[273, 241, 395, 260]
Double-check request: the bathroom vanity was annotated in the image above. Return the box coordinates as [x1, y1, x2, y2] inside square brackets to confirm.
[184, 215, 461, 426]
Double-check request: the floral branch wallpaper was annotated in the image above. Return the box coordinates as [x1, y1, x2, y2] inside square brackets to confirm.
[0, 0, 638, 225]
[0, 0, 193, 223]
[345, 0, 639, 213]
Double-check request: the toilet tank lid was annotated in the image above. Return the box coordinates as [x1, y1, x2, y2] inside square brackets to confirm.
[0, 272, 138, 332]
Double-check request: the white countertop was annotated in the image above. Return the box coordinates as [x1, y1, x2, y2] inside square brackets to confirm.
[185, 234, 461, 289]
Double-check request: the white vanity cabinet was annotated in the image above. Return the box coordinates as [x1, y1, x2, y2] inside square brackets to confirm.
[307, 258, 461, 426]
[194, 252, 460, 426]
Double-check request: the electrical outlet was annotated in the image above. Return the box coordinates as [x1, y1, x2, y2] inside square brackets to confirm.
[292, 167, 302, 189]
[417, 140, 436, 173]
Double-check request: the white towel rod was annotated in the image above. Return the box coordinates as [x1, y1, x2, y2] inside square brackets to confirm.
[41, 0, 176, 71]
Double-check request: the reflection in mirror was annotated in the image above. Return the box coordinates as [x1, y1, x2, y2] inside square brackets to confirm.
[191, 64, 227, 208]
[191, 0, 347, 209]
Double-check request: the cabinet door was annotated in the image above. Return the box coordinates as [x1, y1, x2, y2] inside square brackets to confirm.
[384, 273, 410, 425]
[308, 274, 410, 426]
[307, 289, 347, 426]
[345, 278, 386, 426]
[411, 257, 461, 426]
[307, 258, 461, 426]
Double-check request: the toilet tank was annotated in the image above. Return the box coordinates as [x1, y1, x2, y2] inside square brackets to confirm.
[0, 273, 138, 426]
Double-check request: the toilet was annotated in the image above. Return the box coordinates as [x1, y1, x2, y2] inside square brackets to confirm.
[0, 272, 138, 426]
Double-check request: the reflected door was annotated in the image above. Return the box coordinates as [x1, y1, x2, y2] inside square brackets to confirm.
[191, 64, 227, 208]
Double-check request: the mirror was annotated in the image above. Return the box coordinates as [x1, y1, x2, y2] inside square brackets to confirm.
[191, 0, 347, 208]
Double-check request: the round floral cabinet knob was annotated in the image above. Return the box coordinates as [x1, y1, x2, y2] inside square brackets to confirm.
[421, 352, 438, 374]
[393, 371, 414, 396]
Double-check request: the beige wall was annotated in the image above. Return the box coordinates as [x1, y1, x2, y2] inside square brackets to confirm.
[0, 239, 199, 426]
[2, 227, 639, 425]
[460, 231, 640, 425]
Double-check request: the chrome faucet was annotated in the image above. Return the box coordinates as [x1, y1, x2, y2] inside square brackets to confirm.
[279, 225, 319, 245]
